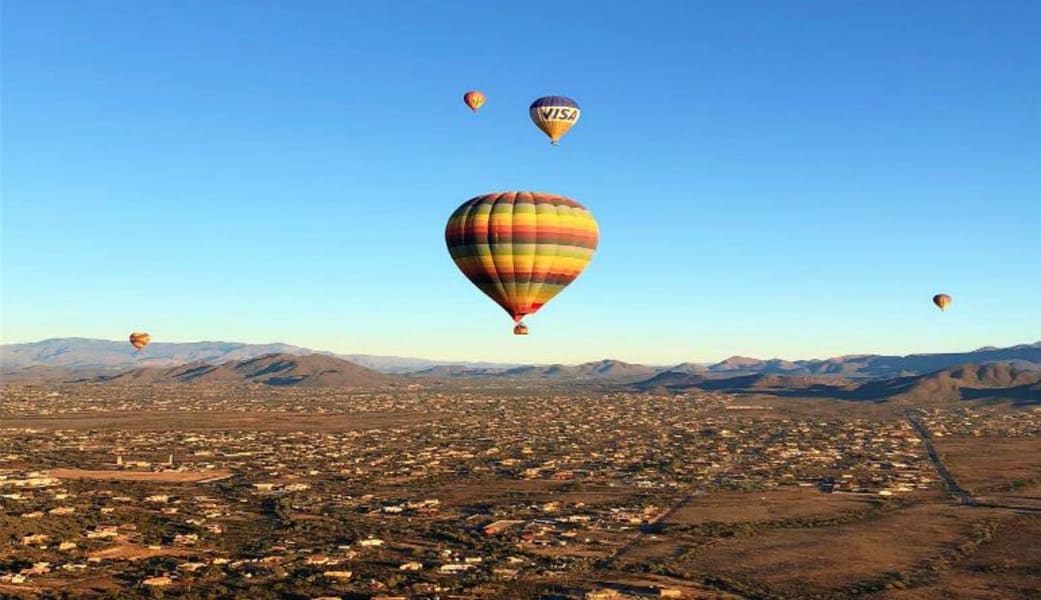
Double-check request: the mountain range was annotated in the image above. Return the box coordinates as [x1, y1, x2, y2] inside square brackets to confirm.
[2, 337, 1039, 404]
[2, 338, 1040, 389]
[650, 343, 1041, 378]
[0, 338, 519, 374]
[412, 359, 659, 382]
[411, 343, 1041, 383]
[635, 362, 1041, 405]
[3, 349, 1038, 405]
[92, 353, 395, 388]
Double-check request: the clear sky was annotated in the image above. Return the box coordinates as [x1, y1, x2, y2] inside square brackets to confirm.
[2, 1, 1039, 365]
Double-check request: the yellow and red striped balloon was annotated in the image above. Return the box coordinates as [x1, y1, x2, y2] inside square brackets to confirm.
[445, 192, 599, 334]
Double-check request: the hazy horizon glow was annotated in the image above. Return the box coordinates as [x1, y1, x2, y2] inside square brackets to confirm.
[3, 1, 1039, 364]
[3, 333, 1038, 368]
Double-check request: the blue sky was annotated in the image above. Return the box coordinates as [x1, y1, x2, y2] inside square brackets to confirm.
[2, 0, 1039, 364]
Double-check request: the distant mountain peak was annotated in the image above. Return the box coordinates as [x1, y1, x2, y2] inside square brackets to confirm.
[0, 338, 517, 375]
[95, 352, 395, 388]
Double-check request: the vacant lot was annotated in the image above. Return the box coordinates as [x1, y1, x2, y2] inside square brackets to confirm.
[48, 468, 232, 483]
[935, 435, 1041, 494]
[88, 543, 198, 561]
[663, 487, 880, 526]
[674, 503, 1007, 596]
[875, 514, 1041, 600]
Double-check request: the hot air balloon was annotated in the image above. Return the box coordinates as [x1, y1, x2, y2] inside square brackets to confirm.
[463, 91, 485, 112]
[933, 294, 952, 311]
[445, 192, 599, 334]
[129, 332, 151, 350]
[529, 96, 580, 145]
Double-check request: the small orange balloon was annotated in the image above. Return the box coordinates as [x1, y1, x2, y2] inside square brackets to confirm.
[463, 90, 485, 112]
[129, 332, 151, 350]
[932, 294, 952, 311]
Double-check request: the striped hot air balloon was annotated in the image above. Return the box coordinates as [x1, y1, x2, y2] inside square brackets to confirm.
[129, 332, 151, 350]
[529, 96, 581, 145]
[933, 294, 952, 311]
[445, 192, 599, 334]
[463, 90, 485, 112]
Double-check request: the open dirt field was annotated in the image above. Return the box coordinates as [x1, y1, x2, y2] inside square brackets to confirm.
[88, 543, 198, 561]
[872, 513, 1041, 600]
[671, 503, 1008, 596]
[48, 468, 232, 483]
[662, 487, 880, 525]
[934, 435, 1041, 494]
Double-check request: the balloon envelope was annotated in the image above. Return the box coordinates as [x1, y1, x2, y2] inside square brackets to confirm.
[529, 96, 580, 144]
[445, 192, 599, 331]
[129, 332, 151, 350]
[933, 294, 952, 311]
[463, 91, 485, 112]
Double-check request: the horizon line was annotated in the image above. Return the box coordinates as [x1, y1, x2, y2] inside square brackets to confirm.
[2, 336, 1038, 368]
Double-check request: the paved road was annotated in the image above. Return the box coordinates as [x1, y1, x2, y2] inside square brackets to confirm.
[905, 409, 977, 505]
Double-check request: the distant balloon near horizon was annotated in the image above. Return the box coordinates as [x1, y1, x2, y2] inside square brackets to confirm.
[933, 294, 952, 311]
[529, 96, 581, 145]
[445, 192, 599, 335]
[129, 332, 151, 350]
[463, 90, 485, 112]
